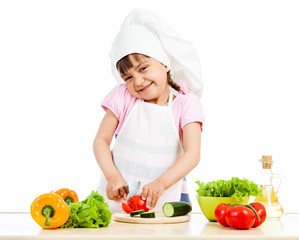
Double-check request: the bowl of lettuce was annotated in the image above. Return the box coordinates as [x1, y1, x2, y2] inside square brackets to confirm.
[196, 177, 262, 221]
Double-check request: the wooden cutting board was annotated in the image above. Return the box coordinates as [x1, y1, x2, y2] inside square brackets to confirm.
[113, 212, 189, 224]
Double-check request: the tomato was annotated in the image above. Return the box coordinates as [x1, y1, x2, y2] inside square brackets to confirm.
[122, 203, 133, 213]
[214, 203, 230, 227]
[251, 202, 267, 227]
[127, 195, 149, 212]
[225, 206, 255, 230]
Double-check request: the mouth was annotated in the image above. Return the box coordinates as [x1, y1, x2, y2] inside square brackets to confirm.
[138, 82, 153, 92]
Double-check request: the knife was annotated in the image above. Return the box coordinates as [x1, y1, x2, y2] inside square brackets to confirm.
[118, 181, 141, 199]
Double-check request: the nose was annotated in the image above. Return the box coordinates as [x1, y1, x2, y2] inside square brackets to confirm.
[134, 74, 144, 87]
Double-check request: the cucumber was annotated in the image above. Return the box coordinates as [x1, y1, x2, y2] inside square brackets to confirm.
[162, 202, 192, 217]
[140, 211, 155, 218]
[130, 210, 145, 217]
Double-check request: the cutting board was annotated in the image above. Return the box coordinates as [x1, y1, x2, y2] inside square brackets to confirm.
[113, 212, 189, 224]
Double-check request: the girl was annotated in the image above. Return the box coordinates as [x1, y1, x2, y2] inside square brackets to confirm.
[94, 9, 204, 213]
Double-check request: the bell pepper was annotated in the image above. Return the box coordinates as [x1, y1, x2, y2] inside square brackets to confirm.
[51, 188, 79, 206]
[127, 195, 149, 212]
[121, 195, 149, 214]
[31, 193, 70, 229]
[122, 202, 134, 213]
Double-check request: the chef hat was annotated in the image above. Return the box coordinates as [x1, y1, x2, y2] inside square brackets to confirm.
[110, 8, 203, 98]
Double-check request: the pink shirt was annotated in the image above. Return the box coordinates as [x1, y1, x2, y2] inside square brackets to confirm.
[102, 84, 204, 145]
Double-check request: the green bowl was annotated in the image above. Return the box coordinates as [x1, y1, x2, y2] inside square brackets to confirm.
[197, 196, 250, 222]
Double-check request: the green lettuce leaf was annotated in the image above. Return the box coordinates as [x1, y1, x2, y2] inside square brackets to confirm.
[62, 191, 112, 228]
[195, 177, 262, 201]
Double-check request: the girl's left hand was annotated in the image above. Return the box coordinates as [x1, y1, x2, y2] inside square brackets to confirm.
[141, 180, 165, 210]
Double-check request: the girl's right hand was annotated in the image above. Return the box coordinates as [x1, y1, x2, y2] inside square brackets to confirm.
[106, 176, 127, 201]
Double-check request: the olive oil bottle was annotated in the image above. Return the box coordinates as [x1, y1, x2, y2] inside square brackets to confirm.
[255, 156, 284, 219]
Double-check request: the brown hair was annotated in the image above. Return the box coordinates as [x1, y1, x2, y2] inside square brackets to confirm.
[116, 53, 180, 92]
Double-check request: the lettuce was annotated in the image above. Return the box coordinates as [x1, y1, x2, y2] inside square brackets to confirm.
[62, 191, 112, 228]
[196, 177, 262, 201]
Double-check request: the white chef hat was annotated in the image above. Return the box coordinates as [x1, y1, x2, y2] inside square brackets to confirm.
[110, 8, 203, 98]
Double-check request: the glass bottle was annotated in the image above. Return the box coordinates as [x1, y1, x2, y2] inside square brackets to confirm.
[254, 155, 284, 219]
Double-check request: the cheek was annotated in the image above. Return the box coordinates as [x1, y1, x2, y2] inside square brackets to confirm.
[126, 83, 133, 91]
[125, 82, 139, 97]
[149, 71, 168, 85]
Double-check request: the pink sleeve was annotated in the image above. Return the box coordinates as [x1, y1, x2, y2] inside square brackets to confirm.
[179, 93, 205, 130]
[101, 84, 138, 134]
[101, 84, 126, 119]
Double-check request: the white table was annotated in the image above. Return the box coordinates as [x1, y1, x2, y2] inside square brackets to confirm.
[1, 213, 299, 240]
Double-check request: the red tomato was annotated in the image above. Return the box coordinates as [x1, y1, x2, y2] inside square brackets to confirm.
[225, 206, 255, 230]
[251, 202, 267, 227]
[122, 203, 133, 213]
[127, 195, 149, 212]
[215, 203, 230, 227]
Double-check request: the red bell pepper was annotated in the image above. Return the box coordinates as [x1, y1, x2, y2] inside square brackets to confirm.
[121, 203, 134, 214]
[121, 195, 149, 213]
[127, 195, 149, 212]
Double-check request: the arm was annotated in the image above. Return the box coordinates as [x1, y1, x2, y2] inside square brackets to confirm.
[93, 109, 127, 200]
[142, 122, 202, 209]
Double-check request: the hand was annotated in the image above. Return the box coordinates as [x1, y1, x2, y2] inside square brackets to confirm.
[106, 175, 127, 201]
[141, 180, 166, 210]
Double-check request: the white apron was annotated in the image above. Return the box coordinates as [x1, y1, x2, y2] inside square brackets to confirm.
[98, 92, 184, 213]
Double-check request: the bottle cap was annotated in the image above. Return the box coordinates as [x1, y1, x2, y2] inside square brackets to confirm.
[260, 155, 273, 169]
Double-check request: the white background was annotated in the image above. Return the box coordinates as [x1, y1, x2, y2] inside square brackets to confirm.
[1, 0, 298, 213]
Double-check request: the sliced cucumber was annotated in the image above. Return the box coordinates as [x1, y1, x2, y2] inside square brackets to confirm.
[163, 202, 192, 217]
[140, 211, 155, 218]
[130, 210, 145, 217]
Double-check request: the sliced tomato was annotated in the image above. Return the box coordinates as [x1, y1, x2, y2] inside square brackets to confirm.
[122, 203, 133, 213]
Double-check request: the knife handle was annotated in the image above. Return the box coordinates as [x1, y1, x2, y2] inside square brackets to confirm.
[118, 185, 129, 197]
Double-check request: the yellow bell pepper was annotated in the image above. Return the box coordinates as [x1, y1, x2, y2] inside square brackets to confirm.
[51, 188, 79, 206]
[31, 193, 70, 229]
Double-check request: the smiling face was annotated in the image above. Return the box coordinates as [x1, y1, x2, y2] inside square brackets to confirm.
[117, 54, 170, 105]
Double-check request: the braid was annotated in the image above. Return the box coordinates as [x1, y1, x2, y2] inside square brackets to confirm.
[167, 72, 180, 92]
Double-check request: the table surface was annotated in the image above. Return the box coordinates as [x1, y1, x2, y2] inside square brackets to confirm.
[1, 212, 299, 240]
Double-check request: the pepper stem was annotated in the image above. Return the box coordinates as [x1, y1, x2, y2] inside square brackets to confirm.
[64, 196, 74, 206]
[41, 205, 54, 226]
